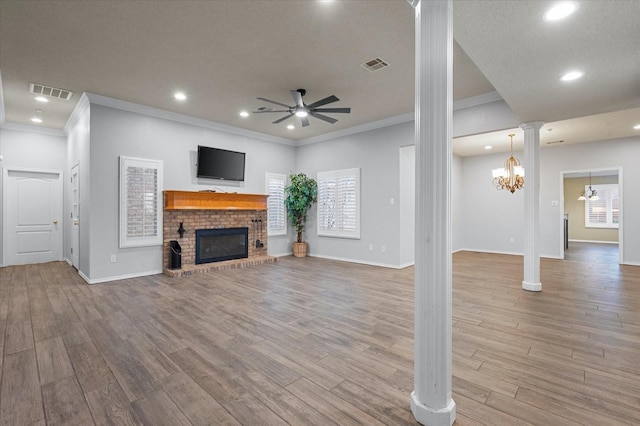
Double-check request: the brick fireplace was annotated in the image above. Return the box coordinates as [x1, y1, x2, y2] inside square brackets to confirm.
[163, 190, 275, 277]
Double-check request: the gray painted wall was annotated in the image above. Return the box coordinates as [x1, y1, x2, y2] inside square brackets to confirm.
[86, 104, 296, 281]
[458, 136, 640, 265]
[296, 121, 414, 267]
[0, 128, 68, 266]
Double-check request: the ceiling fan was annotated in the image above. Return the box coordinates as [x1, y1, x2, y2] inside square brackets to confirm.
[254, 89, 351, 127]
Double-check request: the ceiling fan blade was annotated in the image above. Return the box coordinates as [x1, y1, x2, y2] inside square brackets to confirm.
[272, 113, 294, 124]
[312, 107, 351, 114]
[257, 97, 292, 109]
[300, 116, 310, 127]
[253, 109, 290, 113]
[307, 95, 339, 109]
[290, 90, 304, 107]
[309, 111, 338, 124]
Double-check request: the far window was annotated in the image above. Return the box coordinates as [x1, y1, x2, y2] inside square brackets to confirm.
[265, 173, 287, 236]
[585, 184, 619, 229]
[317, 168, 360, 239]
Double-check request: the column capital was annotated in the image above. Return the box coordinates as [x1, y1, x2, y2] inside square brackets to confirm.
[520, 121, 545, 132]
[406, 0, 420, 8]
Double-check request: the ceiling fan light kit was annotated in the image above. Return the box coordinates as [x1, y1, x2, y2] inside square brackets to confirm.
[254, 89, 351, 127]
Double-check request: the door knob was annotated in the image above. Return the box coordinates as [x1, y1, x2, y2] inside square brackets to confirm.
[53, 220, 58, 225]
[73, 220, 79, 225]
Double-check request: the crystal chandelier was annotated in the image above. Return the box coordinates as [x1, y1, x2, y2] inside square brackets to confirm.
[492, 133, 525, 193]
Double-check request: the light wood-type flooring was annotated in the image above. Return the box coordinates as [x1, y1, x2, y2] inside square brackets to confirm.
[1, 246, 639, 425]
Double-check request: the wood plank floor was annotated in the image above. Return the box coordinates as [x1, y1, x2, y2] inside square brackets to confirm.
[1, 247, 639, 425]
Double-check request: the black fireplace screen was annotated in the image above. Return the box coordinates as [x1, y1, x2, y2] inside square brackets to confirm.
[195, 227, 249, 264]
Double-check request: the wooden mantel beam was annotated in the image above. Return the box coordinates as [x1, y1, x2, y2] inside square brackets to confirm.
[164, 190, 268, 211]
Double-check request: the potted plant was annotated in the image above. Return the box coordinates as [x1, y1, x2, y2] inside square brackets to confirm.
[284, 172, 318, 257]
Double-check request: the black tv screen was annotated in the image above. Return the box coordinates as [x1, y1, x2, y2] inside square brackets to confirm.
[196, 146, 245, 181]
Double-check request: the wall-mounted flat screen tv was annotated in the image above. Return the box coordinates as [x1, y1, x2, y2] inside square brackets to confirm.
[196, 145, 246, 181]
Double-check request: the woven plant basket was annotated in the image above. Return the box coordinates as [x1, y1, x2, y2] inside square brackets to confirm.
[292, 242, 308, 258]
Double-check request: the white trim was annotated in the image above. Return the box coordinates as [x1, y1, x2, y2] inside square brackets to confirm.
[0, 68, 5, 125]
[309, 253, 405, 269]
[1, 121, 66, 137]
[455, 248, 562, 260]
[622, 261, 640, 267]
[452, 91, 503, 110]
[398, 261, 415, 269]
[297, 112, 414, 146]
[65, 258, 72, 266]
[85, 93, 295, 146]
[270, 251, 293, 257]
[80, 269, 163, 285]
[63, 92, 90, 135]
[296, 91, 503, 146]
[568, 239, 619, 245]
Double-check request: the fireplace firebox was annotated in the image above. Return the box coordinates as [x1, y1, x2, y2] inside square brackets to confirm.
[195, 227, 248, 264]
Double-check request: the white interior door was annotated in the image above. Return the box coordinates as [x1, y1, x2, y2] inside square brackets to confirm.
[71, 164, 80, 268]
[3, 168, 62, 265]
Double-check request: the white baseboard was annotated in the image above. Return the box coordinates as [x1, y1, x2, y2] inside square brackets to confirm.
[64, 258, 72, 266]
[456, 248, 523, 257]
[270, 251, 293, 257]
[309, 253, 405, 269]
[398, 261, 415, 269]
[622, 261, 640, 267]
[80, 269, 163, 285]
[568, 239, 619, 245]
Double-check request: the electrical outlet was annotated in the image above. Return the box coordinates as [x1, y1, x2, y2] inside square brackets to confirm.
[509, 238, 515, 244]
[110, 255, 117, 263]
[369, 244, 374, 251]
[381, 245, 386, 253]
[390, 198, 395, 205]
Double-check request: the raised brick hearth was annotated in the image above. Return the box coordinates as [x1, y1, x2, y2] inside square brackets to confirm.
[163, 191, 274, 277]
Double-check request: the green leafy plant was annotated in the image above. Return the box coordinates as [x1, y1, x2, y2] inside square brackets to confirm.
[284, 173, 318, 243]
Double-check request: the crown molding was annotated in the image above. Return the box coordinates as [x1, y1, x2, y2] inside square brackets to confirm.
[297, 112, 415, 146]
[297, 91, 504, 146]
[453, 91, 503, 111]
[63, 92, 90, 135]
[0, 68, 5, 126]
[0, 121, 66, 137]
[85, 93, 296, 146]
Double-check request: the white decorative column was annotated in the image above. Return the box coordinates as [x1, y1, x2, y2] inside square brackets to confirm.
[408, 1, 456, 425]
[520, 121, 544, 292]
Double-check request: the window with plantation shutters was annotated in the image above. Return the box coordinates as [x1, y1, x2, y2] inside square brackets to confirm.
[119, 156, 163, 248]
[585, 184, 619, 229]
[317, 168, 360, 239]
[265, 173, 287, 236]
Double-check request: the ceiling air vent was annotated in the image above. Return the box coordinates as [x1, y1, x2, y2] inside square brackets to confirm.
[29, 83, 73, 100]
[361, 57, 389, 72]
[546, 140, 565, 145]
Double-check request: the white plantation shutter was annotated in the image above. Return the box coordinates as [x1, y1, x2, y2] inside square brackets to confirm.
[119, 156, 163, 248]
[266, 173, 286, 236]
[585, 184, 619, 229]
[317, 168, 360, 239]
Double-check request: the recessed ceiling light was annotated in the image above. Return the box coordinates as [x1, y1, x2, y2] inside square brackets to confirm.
[633, 124, 640, 130]
[484, 146, 492, 150]
[31, 117, 43, 123]
[239, 111, 249, 118]
[560, 70, 584, 82]
[543, 2, 578, 22]
[295, 110, 308, 118]
[35, 96, 49, 103]
[287, 124, 295, 130]
[174, 92, 187, 101]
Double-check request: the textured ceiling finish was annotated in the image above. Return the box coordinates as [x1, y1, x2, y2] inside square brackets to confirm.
[0, 0, 638, 148]
[453, 0, 640, 123]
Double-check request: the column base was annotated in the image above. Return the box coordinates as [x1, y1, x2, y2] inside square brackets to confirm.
[522, 280, 542, 292]
[410, 392, 456, 426]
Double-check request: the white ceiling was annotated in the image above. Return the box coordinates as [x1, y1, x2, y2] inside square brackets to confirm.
[0, 1, 638, 152]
